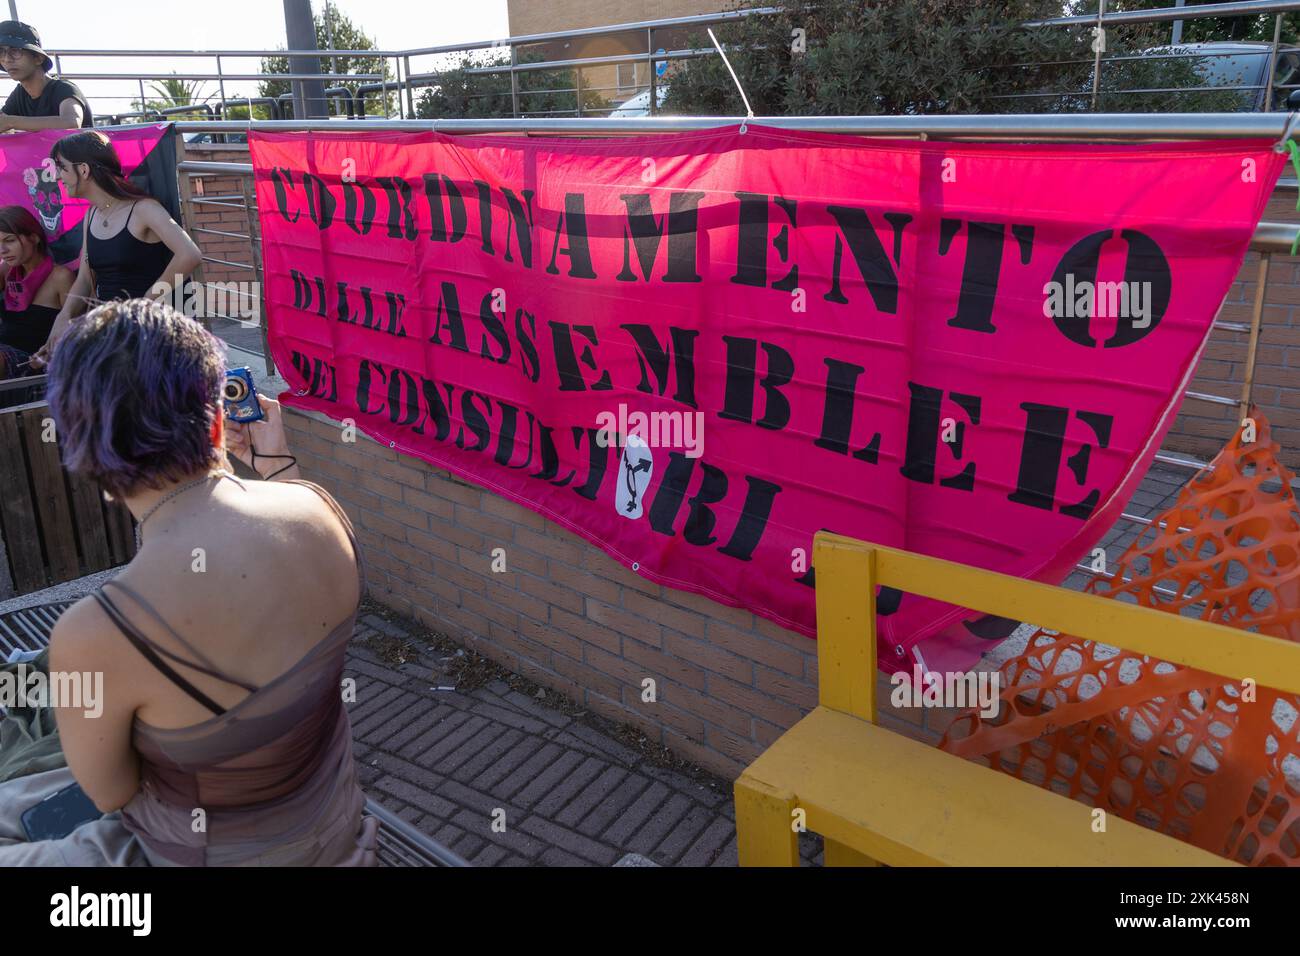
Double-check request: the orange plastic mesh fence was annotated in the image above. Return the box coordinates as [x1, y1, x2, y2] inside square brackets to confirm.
[940, 409, 1300, 865]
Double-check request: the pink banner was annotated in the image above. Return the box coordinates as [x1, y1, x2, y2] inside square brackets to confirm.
[250, 127, 1282, 674]
[0, 123, 169, 265]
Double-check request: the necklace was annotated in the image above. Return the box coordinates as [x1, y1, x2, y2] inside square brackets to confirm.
[133, 470, 232, 549]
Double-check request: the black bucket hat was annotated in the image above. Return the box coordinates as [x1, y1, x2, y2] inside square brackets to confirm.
[0, 21, 52, 72]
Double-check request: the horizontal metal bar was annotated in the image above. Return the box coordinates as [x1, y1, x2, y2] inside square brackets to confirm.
[1025, 0, 1300, 28]
[179, 161, 254, 174]
[64, 72, 382, 82]
[1070, 563, 1183, 599]
[458, 47, 711, 77]
[1154, 450, 1211, 470]
[1116, 512, 1193, 533]
[172, 152, 1300, 255]
[186, 197, 248, 209]
[180, 195, 247, 203]
[1183, 390, 1239, 407]
[192, 226, 256, 241]
[49, 47, 400, 57]
[200, 256, 256, 271]
[169, 113, 1300, 138]
[1214, 320, 1253, 333]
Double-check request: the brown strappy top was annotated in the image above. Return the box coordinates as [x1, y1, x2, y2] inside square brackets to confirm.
[93, 479, 377, 866]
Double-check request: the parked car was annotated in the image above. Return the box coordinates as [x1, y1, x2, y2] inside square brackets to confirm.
[1109, 41, 1300, 112]
[609, 83, 670, 118]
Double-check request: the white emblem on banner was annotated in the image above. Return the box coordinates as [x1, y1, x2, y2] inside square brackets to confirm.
[617, 434, 654, 519]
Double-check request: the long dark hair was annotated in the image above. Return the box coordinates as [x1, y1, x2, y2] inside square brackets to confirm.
[0, 205, 48, 256]
[49, 130, 150, 202]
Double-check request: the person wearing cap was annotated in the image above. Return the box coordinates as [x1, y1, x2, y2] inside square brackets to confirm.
[0, 21, 93, 132]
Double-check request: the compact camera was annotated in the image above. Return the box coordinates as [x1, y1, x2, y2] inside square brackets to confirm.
[223, 367, 264, 423]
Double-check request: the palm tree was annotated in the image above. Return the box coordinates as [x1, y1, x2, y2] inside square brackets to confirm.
[132, 73, 214, 114]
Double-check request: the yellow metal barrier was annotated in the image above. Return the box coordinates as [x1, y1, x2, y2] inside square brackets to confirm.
[734, 532, 1300, 867]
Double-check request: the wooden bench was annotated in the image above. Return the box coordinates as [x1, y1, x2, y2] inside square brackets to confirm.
[0, 600, 468, 868]
[734, 533, 1300, 867]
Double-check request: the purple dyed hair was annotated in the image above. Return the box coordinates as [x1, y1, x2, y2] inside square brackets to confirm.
[47, 298, 226, 498]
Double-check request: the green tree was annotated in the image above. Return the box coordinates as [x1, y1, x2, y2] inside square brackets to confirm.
[258, 4, 394, 116]
[414, 51, 610, 119]
[1097, 0, 1300, 44]
[661, 0, 1243, 116]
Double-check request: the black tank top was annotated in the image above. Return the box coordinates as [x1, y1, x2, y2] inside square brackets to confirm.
[87, 202, 173, 302]
[0, 301, 59, 354]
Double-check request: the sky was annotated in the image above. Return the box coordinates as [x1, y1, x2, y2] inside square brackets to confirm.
[9, 0, 511, 118]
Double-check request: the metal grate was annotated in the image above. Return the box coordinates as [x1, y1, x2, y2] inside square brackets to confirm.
[0, 601, 468, 867]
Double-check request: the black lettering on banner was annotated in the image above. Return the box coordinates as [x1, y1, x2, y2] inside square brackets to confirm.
[545, 193, 597, 279]
[301, 172, 335, 230]
[1049, 228, 1171, 348]
[456, 390, 493, 452]
[616, 191, 704, 283]
[473, 180, 494, 255]
[501, 188, 535, 268]
[730, 192, 799, 292]
[270, 168, 301, 223]
[939, 220, 1035, 334]
[899, 383, 981, 491]
[823, 206, 911, 313]
[477, 292, 510, 363]
[549, 322, 613, 392]
[341, 179, 376, 235]
[430, 281, 470, 352]
[717, 477, 782, 561]
[375, 176, 419, 241]
[1008, 402, 1113, 519]
[619, 324, 699, 407]
[718, 336, 793, 430]
[289, 269, 327, 318]
[356, 358, 387, 415]
[814, 358, 881, 463]
[424, 173, 468, 243]
[290, 350, 337, 401]
[515, 308, 541, 383]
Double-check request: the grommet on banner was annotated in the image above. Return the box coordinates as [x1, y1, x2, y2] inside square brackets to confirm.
[895, 644, 905, 657]
[707, 26, 754, 135]
[632, 562, 640, 572]
[389, 441, 396, 448]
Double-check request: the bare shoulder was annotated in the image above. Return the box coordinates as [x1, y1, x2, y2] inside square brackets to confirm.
[49, 592, 126, 673]
[48, 264, 75, 293]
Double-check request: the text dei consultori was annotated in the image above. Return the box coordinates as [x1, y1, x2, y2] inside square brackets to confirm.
[268, 172, 1176, 568]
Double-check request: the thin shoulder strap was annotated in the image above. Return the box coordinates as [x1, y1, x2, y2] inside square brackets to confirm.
[283, 479, 368, 594]
[92, 590, 227, 717]
[100, 579, 259, 692]
[123, 201, 137, 229]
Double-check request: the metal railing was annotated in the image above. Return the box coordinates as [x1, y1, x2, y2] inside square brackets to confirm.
[40, 1, 1300, 124]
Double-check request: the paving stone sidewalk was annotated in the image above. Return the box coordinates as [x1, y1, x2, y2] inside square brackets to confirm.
[347, 609, 826, 867]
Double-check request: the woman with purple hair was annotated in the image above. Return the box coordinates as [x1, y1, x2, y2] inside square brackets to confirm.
[0, 298, 378, 866]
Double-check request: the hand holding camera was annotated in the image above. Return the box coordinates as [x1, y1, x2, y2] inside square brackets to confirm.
[223, 368, 298, 480]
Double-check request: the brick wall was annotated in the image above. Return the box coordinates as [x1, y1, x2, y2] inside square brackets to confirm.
[1168, 192, 1300, 470]
[282, 405, 962, 780]
[179, 143, 256, 289]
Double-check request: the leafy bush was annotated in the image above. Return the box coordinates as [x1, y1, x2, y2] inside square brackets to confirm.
[662, 0, 1248, 116]
[415, 52, 610, 119]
